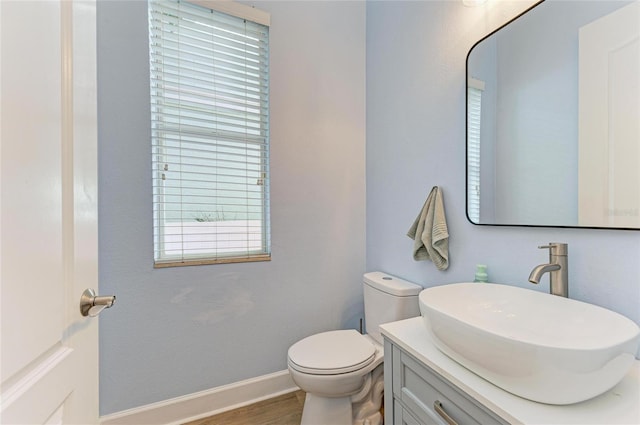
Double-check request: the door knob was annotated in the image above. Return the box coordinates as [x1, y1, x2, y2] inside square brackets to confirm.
[80, 288, 116, 317]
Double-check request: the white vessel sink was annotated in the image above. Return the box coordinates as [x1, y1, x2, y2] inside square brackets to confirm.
[419, 283, 640, 405]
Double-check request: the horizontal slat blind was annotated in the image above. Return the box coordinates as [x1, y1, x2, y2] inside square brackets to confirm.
[467, 84, 482, 223]
[149, 0, 270, 266]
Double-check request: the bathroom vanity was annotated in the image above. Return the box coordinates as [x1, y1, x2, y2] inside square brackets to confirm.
[381, 317, 640, 425]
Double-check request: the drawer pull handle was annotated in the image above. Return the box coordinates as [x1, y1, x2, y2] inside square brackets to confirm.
[434, 400, 458, 425]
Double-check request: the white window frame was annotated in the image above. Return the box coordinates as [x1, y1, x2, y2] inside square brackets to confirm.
[467, 77, 484, 224]
[149, 0, 271, 267]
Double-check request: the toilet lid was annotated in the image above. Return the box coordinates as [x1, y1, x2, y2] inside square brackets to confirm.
[287, 330, 376, 375]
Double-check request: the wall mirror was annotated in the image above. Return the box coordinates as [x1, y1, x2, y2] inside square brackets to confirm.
[466, 0, 639, 229]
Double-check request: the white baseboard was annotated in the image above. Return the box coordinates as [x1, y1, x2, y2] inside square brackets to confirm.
[100, 370, 299, 425]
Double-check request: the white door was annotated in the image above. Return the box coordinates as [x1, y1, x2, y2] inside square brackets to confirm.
[578, 1, 640, 228]
[1, 1, 101, 423]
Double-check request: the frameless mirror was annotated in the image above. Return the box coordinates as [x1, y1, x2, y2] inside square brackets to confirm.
[466, 0, 639, 229]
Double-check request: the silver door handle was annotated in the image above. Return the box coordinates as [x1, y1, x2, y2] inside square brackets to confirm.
[80, 288, 116, 317]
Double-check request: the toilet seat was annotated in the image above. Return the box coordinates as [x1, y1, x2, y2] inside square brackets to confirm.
[288, 329, 376, 375]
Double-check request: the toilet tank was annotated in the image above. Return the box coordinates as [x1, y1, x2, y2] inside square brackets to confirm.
[363, 272, 422, 345]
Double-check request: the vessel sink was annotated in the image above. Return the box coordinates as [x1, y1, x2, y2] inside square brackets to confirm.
[419, 283, 640, 405]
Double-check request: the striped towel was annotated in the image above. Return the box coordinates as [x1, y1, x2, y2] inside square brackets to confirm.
[407, 186, 449, 270]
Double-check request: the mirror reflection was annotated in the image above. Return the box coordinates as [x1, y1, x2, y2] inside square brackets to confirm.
[466, 0, 639, 229]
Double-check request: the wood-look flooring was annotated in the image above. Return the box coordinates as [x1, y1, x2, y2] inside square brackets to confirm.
[183, 390, 305, 425]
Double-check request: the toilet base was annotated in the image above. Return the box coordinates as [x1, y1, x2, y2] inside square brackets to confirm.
[300, 393, 352, 425]
[352, 365, 384, 425]
[299, 365, 384, 425]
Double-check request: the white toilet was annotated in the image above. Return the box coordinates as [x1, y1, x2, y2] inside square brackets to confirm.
[287, 272, 421, 425]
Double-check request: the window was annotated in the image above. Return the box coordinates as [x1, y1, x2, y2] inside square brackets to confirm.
[467, 77, 484, 224]
[149, 0, 270, 267]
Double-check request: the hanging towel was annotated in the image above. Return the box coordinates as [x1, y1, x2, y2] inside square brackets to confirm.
[407, 186, 449, 270]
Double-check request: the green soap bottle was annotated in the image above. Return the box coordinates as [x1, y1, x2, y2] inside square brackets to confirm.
[474, 264, 488, 283]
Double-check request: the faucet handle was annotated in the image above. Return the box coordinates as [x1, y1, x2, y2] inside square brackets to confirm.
[538, 243, 568, 256]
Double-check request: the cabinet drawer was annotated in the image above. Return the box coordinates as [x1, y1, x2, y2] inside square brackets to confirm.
[394, 400, 423, 425]
[392, 347, 507, 425]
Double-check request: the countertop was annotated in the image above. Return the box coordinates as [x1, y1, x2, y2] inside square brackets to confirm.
[380, 317, 640, 425]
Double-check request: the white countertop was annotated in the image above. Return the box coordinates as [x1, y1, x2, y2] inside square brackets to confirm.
[380, 317, 640, 425]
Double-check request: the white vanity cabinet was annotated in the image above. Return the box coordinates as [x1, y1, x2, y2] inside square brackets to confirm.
[381, 317, 640, 425]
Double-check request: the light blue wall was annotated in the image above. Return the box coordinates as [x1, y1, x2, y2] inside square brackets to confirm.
[366, 0, 639, 351]
[97, 0, 366, 415]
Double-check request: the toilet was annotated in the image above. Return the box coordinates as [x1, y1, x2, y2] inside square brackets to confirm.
[287, 272, 421, 425]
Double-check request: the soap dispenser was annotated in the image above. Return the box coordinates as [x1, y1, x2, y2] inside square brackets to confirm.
[474, 264, 488, 283]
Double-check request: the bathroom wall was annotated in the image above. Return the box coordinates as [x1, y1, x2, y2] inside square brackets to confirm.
[97, 0, 366, 414]
[366, 0, 639, 354]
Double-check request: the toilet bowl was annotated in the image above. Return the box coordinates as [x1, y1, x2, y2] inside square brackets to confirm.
[288, 330, 384, 425]
[287, 272, 421, 425]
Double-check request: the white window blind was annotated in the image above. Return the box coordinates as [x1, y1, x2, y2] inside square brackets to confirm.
[467, 78, 484, 224]
[149, 0, 270, 267]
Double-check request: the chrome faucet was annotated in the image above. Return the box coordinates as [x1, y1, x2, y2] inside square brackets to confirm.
[528, 243, 568, 297]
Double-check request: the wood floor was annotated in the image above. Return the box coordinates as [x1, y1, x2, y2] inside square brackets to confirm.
[183, 390, 306, 425]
